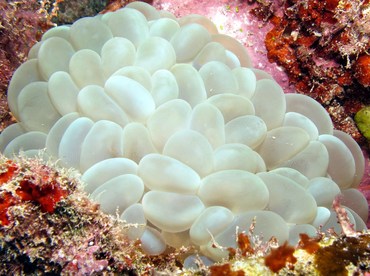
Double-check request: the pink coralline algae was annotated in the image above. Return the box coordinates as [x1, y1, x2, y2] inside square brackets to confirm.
[61, 244, 109, 274]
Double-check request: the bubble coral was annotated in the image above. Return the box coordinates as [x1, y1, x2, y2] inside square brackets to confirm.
[0, 1, 368, 261]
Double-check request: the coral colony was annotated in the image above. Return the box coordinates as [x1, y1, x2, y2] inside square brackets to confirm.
[0, 1, 369, 274]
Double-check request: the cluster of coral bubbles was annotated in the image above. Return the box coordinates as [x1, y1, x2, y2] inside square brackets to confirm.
[0, 1, 367, 262]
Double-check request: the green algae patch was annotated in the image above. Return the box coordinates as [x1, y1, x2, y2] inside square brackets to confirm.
[355, 106, 370, 141]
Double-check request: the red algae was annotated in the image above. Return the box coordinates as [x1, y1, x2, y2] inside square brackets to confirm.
[0, 160, 18, 184]
[297, 233, 321, 254]
[210, 263, 245, 276]
[0, 192, 17, 226]
[354, 54, 370, 87]
[17, 176, 69, 213]
[0, 159, 69, 226]
[264, 242, 297, 273]
[237, 232, 255, 257]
